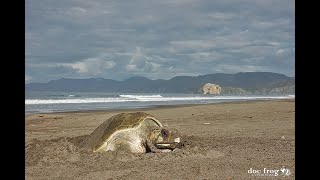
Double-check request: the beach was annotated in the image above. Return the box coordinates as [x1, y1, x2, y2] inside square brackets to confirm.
[25, 99, 295, 179]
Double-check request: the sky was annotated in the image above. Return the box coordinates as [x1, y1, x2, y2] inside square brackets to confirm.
[25, 0, 295, 83]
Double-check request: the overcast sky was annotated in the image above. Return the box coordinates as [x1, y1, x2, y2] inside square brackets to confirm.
[26, 0, 295, 83]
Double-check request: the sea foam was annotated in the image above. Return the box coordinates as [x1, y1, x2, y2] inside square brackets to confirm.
[25, 95, 293, 105]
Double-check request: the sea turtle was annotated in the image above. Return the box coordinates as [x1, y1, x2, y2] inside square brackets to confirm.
[81, 112, 182, 153]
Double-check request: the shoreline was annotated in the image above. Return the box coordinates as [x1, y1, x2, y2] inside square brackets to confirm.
[25, 98, 294, 117]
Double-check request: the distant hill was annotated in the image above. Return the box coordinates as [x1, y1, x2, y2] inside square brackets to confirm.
[25, 72, 295, 95]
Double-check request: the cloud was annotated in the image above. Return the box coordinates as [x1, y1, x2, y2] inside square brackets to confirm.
[125, 47, 161, 72]
[170, 40, 218, 50]
[275, 48, 293, 57]
[25, 0, 295, 82]
[59, 58, 115, 75]
[25, 75, 32, 82]
[215, 64, 260, 73]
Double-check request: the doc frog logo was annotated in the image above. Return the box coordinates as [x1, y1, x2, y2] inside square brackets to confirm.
[248, 166, 291, 177]
[279, 167, 291, 177]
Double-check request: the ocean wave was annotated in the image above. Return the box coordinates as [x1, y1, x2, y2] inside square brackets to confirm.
[119, 94, 163, 98]
[288, 95, 295, 98]
[25, 95, 293, 105]
[25, 98, 136, 105]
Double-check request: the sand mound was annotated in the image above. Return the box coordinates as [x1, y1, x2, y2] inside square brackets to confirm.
[26, 137, 81, 166]
[26, 134, 225, 179]
[26, 134, 223, 166]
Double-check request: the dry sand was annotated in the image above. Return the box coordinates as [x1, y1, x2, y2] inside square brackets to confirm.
[25, 99, 295, 179]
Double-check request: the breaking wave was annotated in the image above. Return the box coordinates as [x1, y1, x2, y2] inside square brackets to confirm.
[119, 94, 163, 98]
[25, 95, 293, 105]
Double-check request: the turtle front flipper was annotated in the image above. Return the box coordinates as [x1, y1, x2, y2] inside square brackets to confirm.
[145, 139, 171, 153]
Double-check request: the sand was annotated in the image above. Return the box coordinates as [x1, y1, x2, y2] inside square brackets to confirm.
[25, 99, 295, 179]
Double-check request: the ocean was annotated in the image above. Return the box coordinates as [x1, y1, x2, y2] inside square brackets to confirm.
[25, 91, 295, 114]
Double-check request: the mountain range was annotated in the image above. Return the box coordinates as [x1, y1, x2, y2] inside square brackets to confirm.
[25, 72, 295, 95]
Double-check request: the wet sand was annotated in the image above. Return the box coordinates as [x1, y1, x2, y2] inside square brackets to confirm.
[25, 99, 295, 179]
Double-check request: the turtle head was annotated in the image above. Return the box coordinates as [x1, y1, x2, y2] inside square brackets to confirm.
[149, 128, 182, 150]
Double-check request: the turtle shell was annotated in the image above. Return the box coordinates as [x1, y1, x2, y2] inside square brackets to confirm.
[82, 112, 163, 151]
